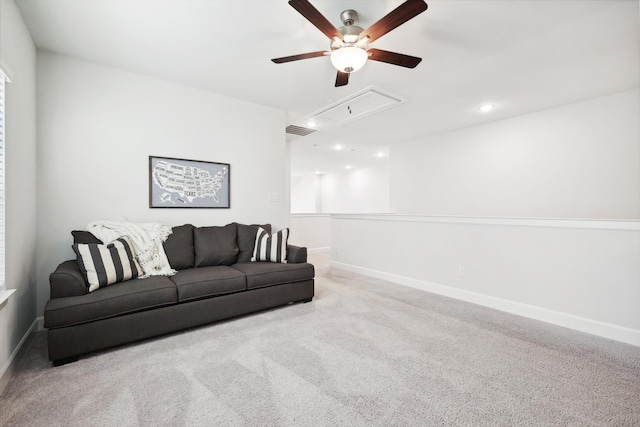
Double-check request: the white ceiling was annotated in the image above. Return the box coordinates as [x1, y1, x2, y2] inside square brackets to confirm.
[15, 0, 640, 175]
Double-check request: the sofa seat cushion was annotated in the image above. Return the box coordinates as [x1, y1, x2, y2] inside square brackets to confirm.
[231, 262, 315, 290]
[171, 266, 246, 302]
[44, 275, 177, 329]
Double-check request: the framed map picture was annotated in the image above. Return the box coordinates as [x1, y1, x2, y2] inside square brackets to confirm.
[149, 156, 230, 208]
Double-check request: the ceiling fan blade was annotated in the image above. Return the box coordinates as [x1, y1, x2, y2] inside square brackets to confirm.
[335, 71, 349, 87]
[358, 0, 428, 44]
[288, 0, 344, 42]
[271, 51, 328, 63]
[367, 48, 422, 68]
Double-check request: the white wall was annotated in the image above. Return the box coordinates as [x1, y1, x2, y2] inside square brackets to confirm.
[289, 214, 330, 251]
[331, 215, 640, 345]
[391, 89, 640, 219]
[289, 166, 390, 249]
[291, 174, 319, 213]
[291, 165, 391, 215]
[0, 0, 38, 393]
[330, 90, 640, 345]
[320, 165, 391, 213]
[36, 52, 288, 316]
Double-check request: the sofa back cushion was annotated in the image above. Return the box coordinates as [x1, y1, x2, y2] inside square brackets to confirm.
[72, 230, 103, 244]
[235, 223, 272, 263]
[163, 224, 195, 270]
[194, 223, 239, 267]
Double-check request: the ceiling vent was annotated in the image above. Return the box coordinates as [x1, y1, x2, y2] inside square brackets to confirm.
[286, 124, 318, 137]
[308, 86, 406, 126]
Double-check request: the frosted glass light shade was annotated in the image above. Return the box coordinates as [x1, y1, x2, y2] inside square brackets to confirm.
[330, 47, 368, 73]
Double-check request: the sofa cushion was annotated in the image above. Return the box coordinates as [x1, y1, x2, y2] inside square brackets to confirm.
[170, 266, 246, 302]
[194, 224, 239, 267]
[252, 228, 289, 263]
[44, 275, 177, 328]
[73, 237, 143, 292]
[231, 262, 314, 290]
[72, 230, 103, 244]
[235, 223, 271, 263]
[163, 224, 195, 270]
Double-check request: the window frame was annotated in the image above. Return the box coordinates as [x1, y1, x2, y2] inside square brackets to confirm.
[0, 69, 7, 291]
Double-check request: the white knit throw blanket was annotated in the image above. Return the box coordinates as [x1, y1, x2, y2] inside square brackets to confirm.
[87, 220, 177, 277]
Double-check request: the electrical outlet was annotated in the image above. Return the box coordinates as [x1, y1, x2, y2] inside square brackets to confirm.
[458, 266, 465, 277]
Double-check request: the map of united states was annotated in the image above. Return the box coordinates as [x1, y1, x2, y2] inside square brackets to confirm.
[152, 160, 228, 204]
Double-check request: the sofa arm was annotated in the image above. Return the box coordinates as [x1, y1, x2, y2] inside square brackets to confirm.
[286, 245, 307, 263]
[49, 260, 88, 299]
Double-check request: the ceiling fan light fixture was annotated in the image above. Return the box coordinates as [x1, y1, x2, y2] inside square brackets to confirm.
[272, 0, 428, 87]
[330, 46, 368, 73]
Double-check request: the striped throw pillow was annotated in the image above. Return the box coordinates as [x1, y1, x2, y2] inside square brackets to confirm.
[73, 237, 142, 292]
[251, 227, 289, 263]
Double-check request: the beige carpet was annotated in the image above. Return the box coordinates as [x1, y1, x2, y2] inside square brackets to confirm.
[1, 252, 639, 426]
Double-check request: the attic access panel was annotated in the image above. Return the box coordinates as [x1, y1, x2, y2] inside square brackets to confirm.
[308, 86, 406, 126]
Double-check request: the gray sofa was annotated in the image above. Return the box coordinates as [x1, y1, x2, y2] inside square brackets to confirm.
[44, 222, 315, 364]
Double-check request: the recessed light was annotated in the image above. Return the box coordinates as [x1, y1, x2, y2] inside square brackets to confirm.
[307, 120, 317, 127]
[479, 104, 495, 113]
[345, 165, 352, 170]
[315, 170, 321, 175]
[335, 144, 343, 151]
[376, 152, 385, 158]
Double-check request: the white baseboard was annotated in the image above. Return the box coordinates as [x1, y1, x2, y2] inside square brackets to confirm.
[36, 316, 45, 332]
[331, 261, 640, 347]
[0, 317, 39, 396]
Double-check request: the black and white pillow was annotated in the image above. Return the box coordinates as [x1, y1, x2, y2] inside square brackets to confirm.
[73, 237, 142, 292]
[251, 227, 289, 263]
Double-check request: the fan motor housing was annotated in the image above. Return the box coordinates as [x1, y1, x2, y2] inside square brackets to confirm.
[340, 9, 358, 26]
[330, 9, 365, 49]
[331, 10, 365, 50]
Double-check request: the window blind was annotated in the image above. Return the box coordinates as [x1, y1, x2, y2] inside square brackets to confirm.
[0, 72, 5, 290]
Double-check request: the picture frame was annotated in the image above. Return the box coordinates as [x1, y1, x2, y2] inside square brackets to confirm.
[149, 156, 230, 208]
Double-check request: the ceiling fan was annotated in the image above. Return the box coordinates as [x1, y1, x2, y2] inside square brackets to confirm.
[271, 0, 428, 87]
